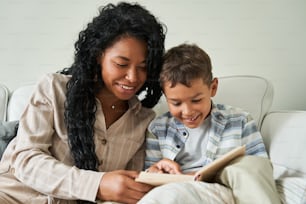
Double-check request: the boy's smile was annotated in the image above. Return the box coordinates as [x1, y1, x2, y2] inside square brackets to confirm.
[163, 78, 218, 128]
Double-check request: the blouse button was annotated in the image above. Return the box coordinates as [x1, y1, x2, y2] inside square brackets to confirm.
[176, 145, 180, 149]
[101, 139, 107, 145]
[182, 132, 187, 137]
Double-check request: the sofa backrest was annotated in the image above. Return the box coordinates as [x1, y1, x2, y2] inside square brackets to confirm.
[153, 75, 274, 129]
[0, 83, 9, 122]
[6, 75, 274, 128]
[213, 75, 273, 128]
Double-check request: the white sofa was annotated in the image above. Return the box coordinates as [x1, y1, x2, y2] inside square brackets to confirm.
[1, 75, 305, 203]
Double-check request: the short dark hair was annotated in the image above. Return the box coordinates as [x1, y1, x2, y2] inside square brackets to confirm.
[160, 43, 212, 88]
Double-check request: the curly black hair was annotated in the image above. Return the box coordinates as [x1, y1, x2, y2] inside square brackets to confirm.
[58, 2, 165, 203]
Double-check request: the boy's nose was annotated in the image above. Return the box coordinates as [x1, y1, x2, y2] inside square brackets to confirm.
[182, 104, 193, 115]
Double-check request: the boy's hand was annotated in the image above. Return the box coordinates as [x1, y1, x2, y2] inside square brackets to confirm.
[147, 158, 182, 174]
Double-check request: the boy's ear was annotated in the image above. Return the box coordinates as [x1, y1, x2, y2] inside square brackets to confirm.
[210, 78, 218, 97]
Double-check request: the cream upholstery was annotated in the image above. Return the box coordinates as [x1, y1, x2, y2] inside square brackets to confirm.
[261, 111, 306, 203]
[213, 75, 273, 129]
[7, 84, 35, 122]
[261, 111, 306, 179]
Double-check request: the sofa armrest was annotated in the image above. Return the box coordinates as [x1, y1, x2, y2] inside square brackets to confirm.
[0, 83, 9, 122]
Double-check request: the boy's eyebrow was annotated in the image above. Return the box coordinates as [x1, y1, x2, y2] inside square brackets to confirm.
[167, 92, 204, 101]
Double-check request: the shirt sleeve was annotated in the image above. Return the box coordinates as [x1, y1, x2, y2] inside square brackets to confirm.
[11, 74, 103, 202]
[144, 128, 163, 170]
[242, 113, 268, 158]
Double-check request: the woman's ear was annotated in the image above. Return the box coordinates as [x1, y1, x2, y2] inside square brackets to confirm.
[210, 77, 218, 97]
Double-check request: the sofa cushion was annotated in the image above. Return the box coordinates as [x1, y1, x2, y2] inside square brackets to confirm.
[0, 83, 9, 122]
[7, 84, 35, 122]
[0, 120, 19, 159]
[276, 177, 306, 204]
[261, 111, 306, 204]
[261, 111, 306, 178]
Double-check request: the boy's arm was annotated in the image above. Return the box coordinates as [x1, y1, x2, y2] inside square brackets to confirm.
[144, 130, 163, 170]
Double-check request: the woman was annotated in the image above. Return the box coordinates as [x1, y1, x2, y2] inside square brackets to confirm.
[0, 2, 165, 204]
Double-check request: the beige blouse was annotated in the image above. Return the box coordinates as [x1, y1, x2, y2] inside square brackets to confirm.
[0, 73, 155, 203]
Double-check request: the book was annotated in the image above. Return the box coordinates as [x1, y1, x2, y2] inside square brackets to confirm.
[135, 145, 246, 186]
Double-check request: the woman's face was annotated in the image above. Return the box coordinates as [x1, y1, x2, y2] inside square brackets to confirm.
[99, 36, 147, 100]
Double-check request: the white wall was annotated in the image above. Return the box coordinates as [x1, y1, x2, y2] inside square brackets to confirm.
[0, 0, 305, 111]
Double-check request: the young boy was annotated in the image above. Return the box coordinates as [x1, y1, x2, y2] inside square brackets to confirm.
[139, 44, 280, 204]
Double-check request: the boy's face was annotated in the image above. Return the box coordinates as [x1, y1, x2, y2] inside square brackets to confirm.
[164, 78, 218, 128]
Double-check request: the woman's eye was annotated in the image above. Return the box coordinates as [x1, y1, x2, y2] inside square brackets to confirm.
[116, 63, 127, 67]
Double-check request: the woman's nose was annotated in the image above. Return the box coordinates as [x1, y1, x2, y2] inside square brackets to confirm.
[125, 68, 137, 82]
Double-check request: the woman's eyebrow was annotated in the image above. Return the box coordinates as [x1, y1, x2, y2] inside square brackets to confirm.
[115, 56, 146, 64]
[115, 56, 130, 61]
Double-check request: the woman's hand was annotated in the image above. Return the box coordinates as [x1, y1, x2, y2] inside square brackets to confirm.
[147, 158, 182, 174]
[97, 170, 153, 204]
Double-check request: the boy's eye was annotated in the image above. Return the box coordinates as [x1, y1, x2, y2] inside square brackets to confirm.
[171, 101, 181, 106]
[192, 99, 202, 103]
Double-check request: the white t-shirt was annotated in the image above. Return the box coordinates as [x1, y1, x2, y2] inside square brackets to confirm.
[175, 116, 212, 173]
